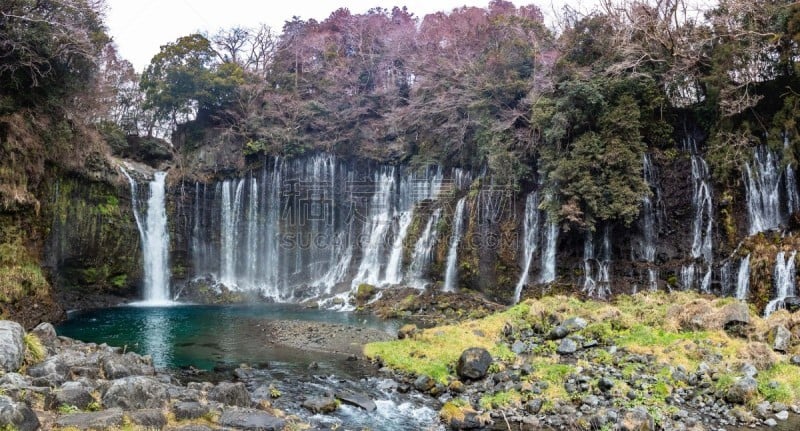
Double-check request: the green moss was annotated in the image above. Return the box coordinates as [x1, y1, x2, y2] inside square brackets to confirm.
[479, 389, 521, 409]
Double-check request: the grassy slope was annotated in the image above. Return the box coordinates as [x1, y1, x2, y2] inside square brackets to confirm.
[365, 292, 800, 415]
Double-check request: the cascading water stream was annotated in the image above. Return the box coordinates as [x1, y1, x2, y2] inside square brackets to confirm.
[765, 251, 797, 316]
[540, 219, 558, 284]
[120, 168, 172, 305]
[735, 254, 750, 300]
[745, 146, 783, 235]
[408, 208, 442, 288]
[583, 228, 612, 299]
[640, 154, 659, 290]
[353, 168, 395, 286]
[443, 197, 467, 293]
[512, 192, 540, 303]
[683, 139, 714, 292]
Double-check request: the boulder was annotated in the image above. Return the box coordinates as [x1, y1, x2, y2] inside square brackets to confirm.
[335, 390, 377, 411]
[208, 381, 251, 407]
[557, 338, 579, 355]
[0, 395, 39, 431]
[618, 407, 654, 431]
[456, 348, 492, 380]
[721, 303, 751, 328]
[55, 408, 124, 430]
[27, 356, 70, 386]
[218, 408, 285, 430]
[129, 409, 167, 428]
[100, 352, 155, 379]
[31, 322, 59, 352]
[173, 401, 210, 420]
[726, 377, 758, 405]
[302, 395, 338, 414]
[769, 325, 792, 352]
[101, 376, 168, 409]
[0, 321, 25, 373]
[397, 324, 418, 340]
[55, 387, 95, 410]
[784, 296, 800, 313]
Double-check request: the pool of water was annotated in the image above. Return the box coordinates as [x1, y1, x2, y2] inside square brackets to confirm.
[56, 303, 400, 371]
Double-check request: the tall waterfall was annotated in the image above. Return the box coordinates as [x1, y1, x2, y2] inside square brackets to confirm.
[638, 154, 659, 290]
[540, 219, 558, 283]
[121, 169, 172, 304]
[765, 251, 797, 316]
[408, 208, 443, 288]
[735, 254, 750, 300]
[353, 168, 396, 287]
[683, 139, 714, 292]
[443, 197, 468, 293]
[512, 192, 540, 303]
[192, 155, 356, 301]
[583, 228, 612, 299]
[745, 146, 783, 234]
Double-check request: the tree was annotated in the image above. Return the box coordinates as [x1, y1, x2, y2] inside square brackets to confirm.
[0, 0, 110, 112]
[140, 34, 244, 133]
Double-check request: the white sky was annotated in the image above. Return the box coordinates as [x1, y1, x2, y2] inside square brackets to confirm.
[104, 0, 595, 71]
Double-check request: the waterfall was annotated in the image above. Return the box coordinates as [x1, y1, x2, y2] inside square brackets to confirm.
[512, 192, 540, 303]
[735, 254, 750, 300]
[683, 139, 713, 291]
[443, 197, 468, 293]
[785, 135, 800, 216]
[353, 168, 395, 286]
[583, 228, 612, 299]
[408, 208, 442, 288]
[540, 219, 558, 283]
[219, 179, 245, 288]
[765, 251, 797, 316]
[641, 154, 659, 290]
[121, 168, 172, 304]
[745, 146, 783, 234]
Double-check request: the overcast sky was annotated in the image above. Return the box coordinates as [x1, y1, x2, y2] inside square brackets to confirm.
[104, 0, 594, 71]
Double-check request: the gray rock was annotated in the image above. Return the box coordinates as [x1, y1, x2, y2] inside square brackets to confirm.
[618, 406, 654, 431]
[31, 322, 59, 353]
[755, 401, 773, 419]
[563, 317, 588, 332]
[218, 408, 285, 430]
[741, 363, 758, 378]
[456, 348, 492, 380]
[765, 418, 778, 427]
[0, 373, 29, 388]
[725, 377, 758, 405]
[102, 376, 168, 409]
[173, 401, 209, 420]
[721, 303, 750, 328]
[0, 321, 25, 373]
[27, 355, 70, 387]
[208, 381, 251, 407]
[129, 409, 167, 428]
[775, 411, 789, 421]
[100, 352, 155, 379]
[413, 374, 435, 392]
[791, 355, 800, 366]
[770, 325, 792, 352]
[56, 387, 95, 410]
[511, 340, 527, 355]
[557, 338, 578, 355]
[526, 399, 543, 414]
[546, 325, 570, 340]
[785, 296, 800, 313]
[0, 395, 39, 431]
[302, 395, 338, 414]
[55, 408, 124, 430]
[772, 402, 788, 413]
[335, 390, 377, 411]
[598, 377, 615, 392]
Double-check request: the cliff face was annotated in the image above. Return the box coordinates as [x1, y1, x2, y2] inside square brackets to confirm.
[2, 115, 797, 325]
